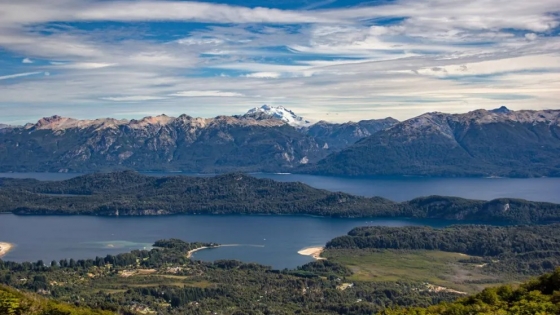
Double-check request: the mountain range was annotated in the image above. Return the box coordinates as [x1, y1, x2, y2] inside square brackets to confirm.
[0, 105, 396, 173]
[1, 105, 559, 177]
[309, 106, 560, 177]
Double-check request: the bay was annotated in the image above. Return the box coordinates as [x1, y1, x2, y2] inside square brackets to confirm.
[0, 214, 448, 269]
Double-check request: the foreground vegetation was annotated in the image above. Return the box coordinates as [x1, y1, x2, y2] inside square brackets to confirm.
[0, 239, 461, 315]
[1, 231, 559, 314]
[0, 284, 113, 315]
[1, 171, 559, 224]
[382, 268, 560, 315]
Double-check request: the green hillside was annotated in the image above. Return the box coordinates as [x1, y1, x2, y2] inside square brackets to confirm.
[0, 284, 113, 315]
[382, 268, 560, 315]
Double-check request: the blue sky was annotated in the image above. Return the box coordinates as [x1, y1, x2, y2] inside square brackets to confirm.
[0, 0, 559, 124]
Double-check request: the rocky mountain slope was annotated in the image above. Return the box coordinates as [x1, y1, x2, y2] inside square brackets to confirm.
[0, 113, 328, 173]
[0, 106, 398, 173]
[304, 118, 398, 150]
[309, 107, 560, 177]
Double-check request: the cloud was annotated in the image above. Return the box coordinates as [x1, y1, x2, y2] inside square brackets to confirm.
[0, 72, 43, 80]
[525, 33, 538, 41]
[52, 62, 116, 69]
[171, 90, 245, 97]
[415, 55, 560, 77]
[244, 72, 281, 78]
[101, 96, 168, 102]
[22, 58, 34, 64]
[0, 1, 339, 26]
[0, 0, 559, 124]
[318, 0, 560, 32]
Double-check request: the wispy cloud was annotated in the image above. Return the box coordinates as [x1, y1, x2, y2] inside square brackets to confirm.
[53, 62, 117, 69]
[0, 0, 558, 123]
[171, 90, 245, 97]
[101, 96, 168, 102]
[0, 72, 43, 80]
[0, 1, 340, 25]
[244, 72, 282, 79]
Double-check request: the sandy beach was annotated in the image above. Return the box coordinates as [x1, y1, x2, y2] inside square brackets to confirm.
[187, 246, 210, 258]
[0, 242, 14, 258]
[298, 246, 325, 260]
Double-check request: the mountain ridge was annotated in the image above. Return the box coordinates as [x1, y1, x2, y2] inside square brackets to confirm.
[308, 107, 560, 177]
[2, 106, 560, 176]
[0, 105, 397, 173]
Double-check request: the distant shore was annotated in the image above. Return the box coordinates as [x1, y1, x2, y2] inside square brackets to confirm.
[0, 242, 14, 257]
[298, 246, 325, 260]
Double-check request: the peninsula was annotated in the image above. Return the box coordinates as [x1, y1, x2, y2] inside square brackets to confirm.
[0, 171, 559, 224]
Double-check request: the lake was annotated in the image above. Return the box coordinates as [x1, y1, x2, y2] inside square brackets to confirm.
[0, 172, 559, 269]
[0, 214, 449, 269]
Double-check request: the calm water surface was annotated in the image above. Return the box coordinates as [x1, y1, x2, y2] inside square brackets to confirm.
[0, 214, 448, 269]
[0, 172, 558, 269]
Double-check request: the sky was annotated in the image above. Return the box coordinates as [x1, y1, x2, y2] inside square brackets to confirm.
[0, 0, 559, 124]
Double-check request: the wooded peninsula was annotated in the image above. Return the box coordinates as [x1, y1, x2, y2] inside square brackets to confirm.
[1, 171, 559, 224]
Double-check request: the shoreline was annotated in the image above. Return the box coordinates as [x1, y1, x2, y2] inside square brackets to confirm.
[298, 246, 325, 260]
[0, 242, 14, 258]
[187, 244, 265, 258]
[187, 246, 211, 258]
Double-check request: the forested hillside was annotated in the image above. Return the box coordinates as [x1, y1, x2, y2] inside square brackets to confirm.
[1, 172, 559, 224]
[0, 284, 113, 315]
[382, 268, 560, 315]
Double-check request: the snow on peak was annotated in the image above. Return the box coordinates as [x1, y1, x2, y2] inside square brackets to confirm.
[245, 105, 312, 127]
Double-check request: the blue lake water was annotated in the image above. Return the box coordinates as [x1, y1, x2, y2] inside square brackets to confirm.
[0, 172, 559, 269]
[0, 214, 447, 269]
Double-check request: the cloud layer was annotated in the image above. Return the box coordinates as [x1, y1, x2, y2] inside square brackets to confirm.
[0, 0, 559, 124]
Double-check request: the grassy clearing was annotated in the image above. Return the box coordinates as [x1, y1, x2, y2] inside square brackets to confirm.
[324, 249, 502, 293]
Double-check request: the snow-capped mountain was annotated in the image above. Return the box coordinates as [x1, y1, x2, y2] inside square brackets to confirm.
[244, 105, 312, 127]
